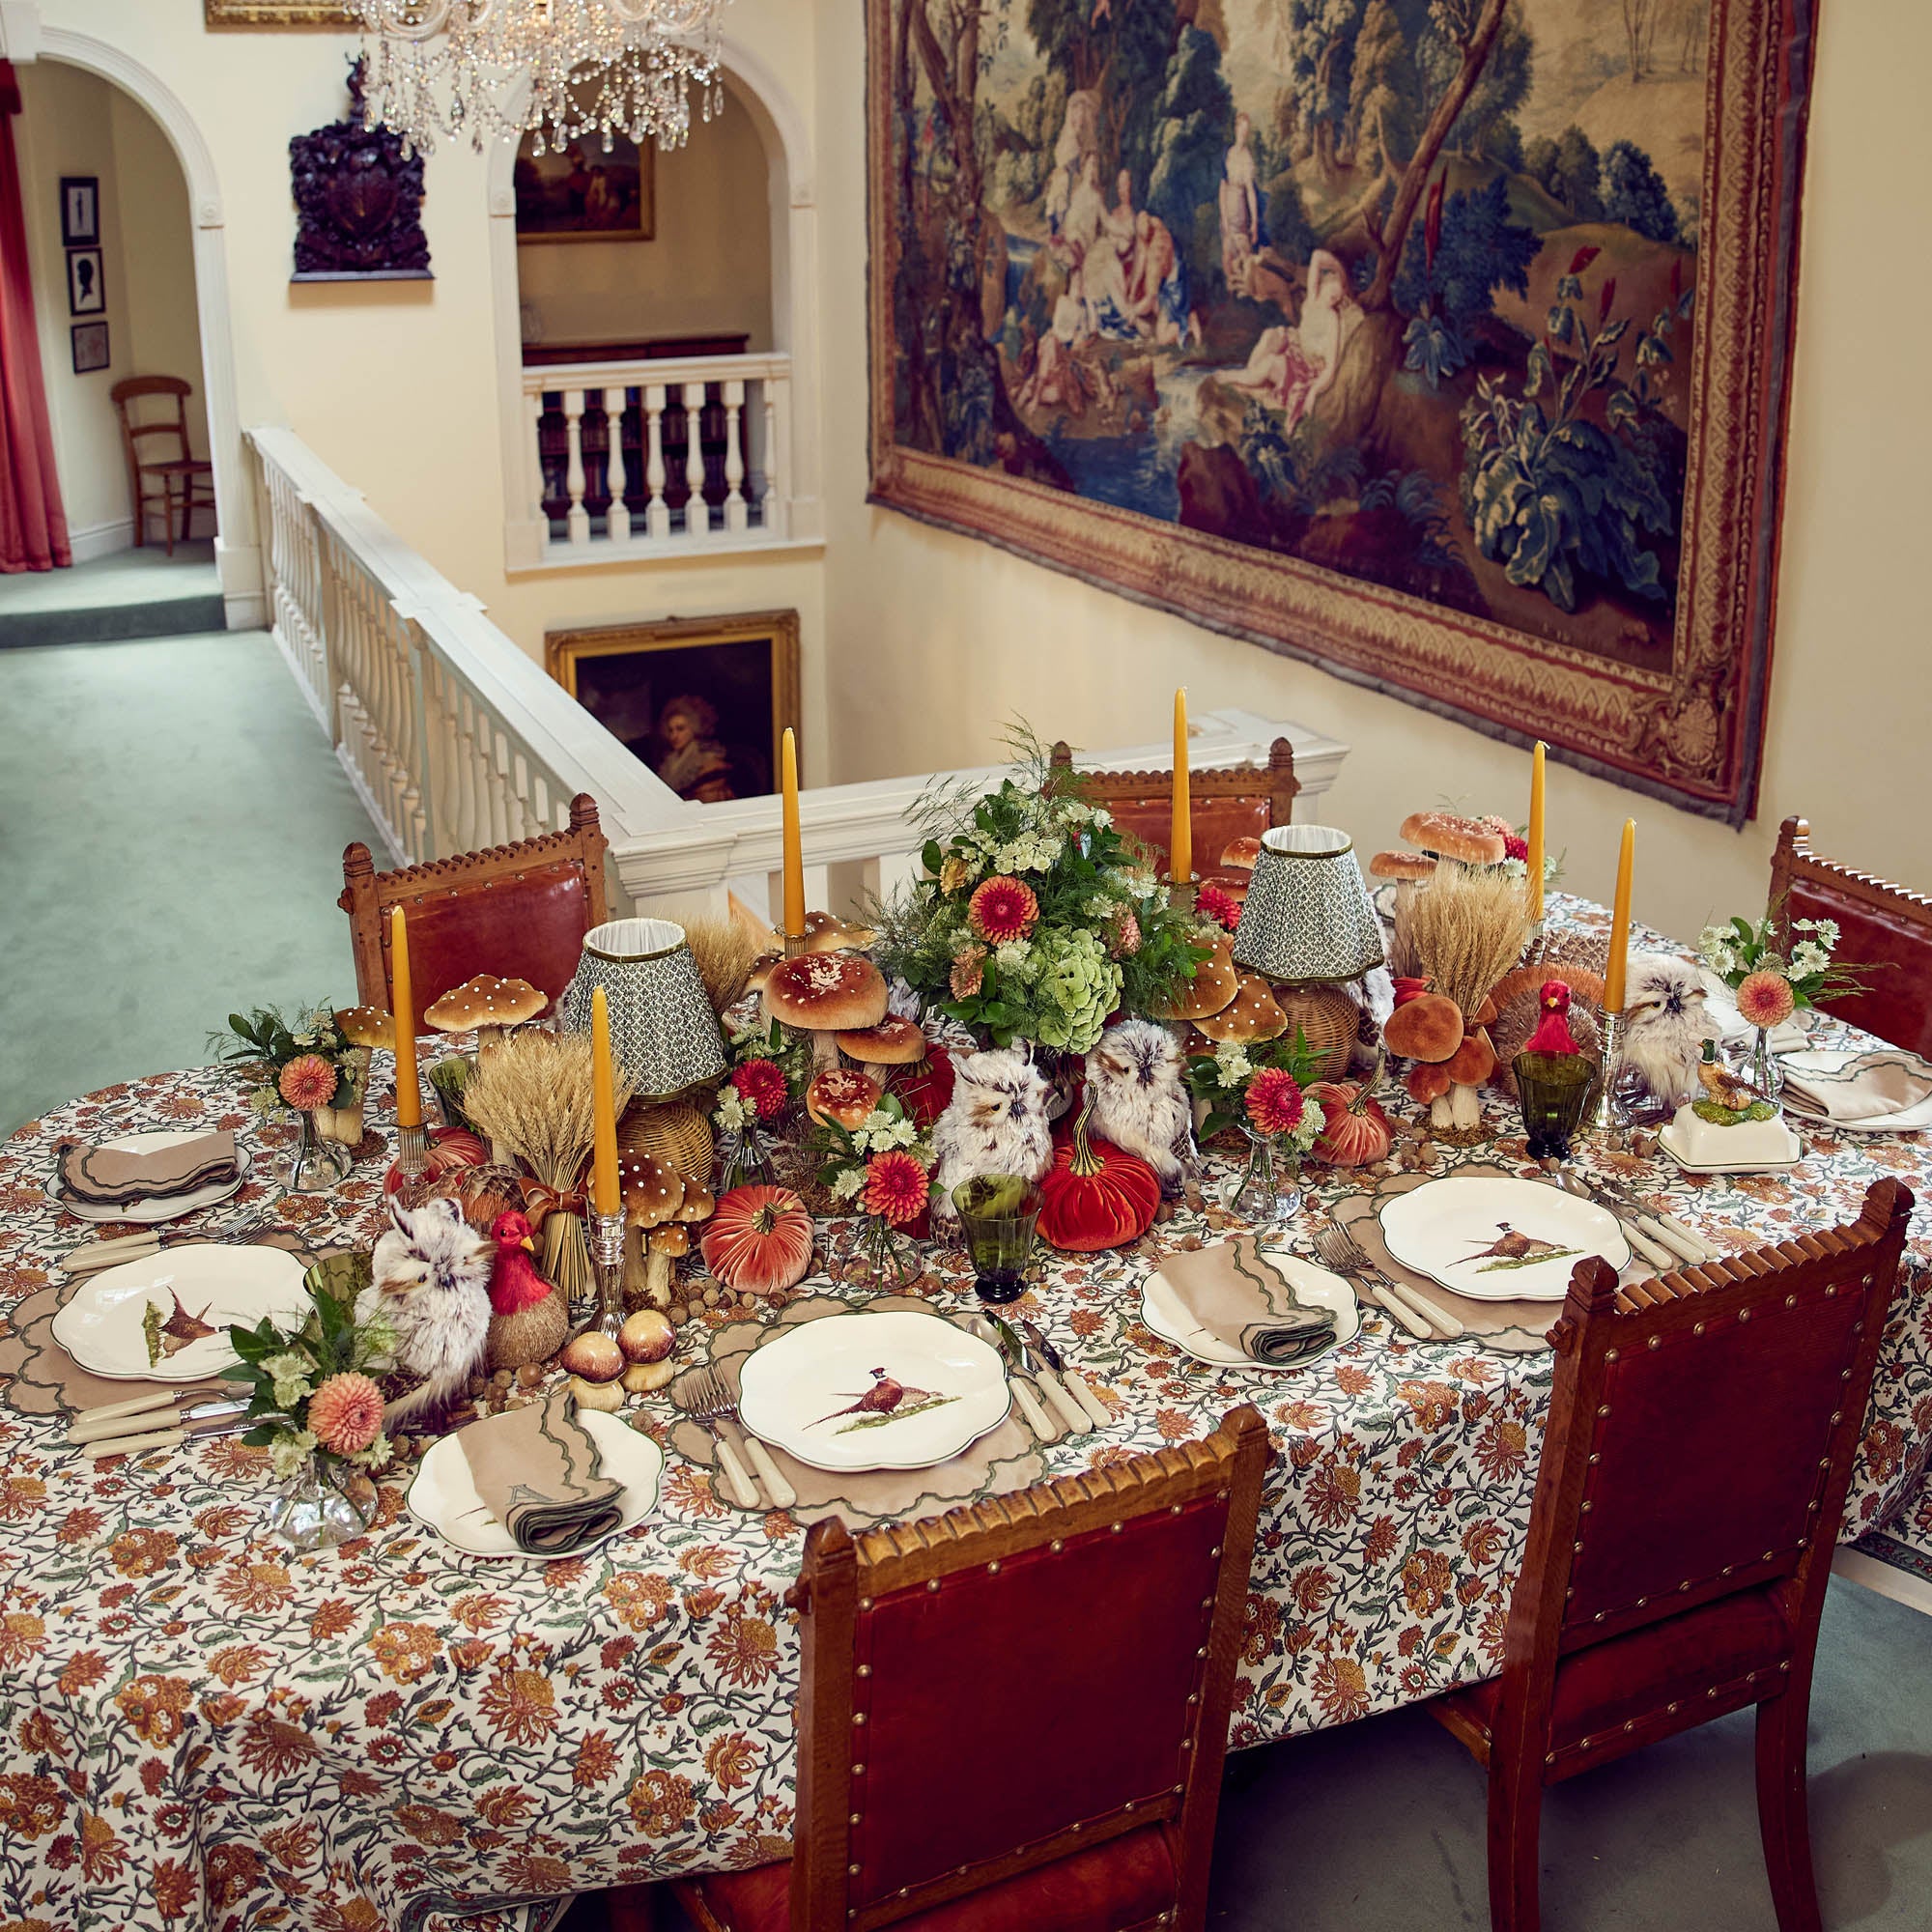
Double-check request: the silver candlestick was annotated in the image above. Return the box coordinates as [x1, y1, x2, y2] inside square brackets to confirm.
[1589, 1009, 1629, 1146]
[588, 1208, 627, 1341]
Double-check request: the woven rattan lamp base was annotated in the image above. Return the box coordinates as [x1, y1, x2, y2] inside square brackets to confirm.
[1270, 982, 1360, 1082]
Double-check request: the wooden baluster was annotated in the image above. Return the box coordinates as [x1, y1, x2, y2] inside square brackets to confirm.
[723, 379, 748, 533]
[766, 379, 789, 539]
[644, 384, 669, 541]
[605, 386, 631, 543]
[398, 615, 430, 863]
[760, 386, 777, 530]
[563, 388, 590, 546]
[525, 386, 548, 541]
[682, 381, 709, 537]
[488, 720, 512, 846]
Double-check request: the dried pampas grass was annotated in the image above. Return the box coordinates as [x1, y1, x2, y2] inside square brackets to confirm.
[681, 915, 759, 1015]
[1390, 864, 1532, 1016]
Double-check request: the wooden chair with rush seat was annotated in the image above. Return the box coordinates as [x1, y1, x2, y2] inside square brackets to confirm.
[1047, 738, 1299, 884]
[607, 1405, 1268, 1932]
[338, 794, 610, 1017]
[110, 376, 216, 554]
[1432, 1178, 1915, 1932]
[1769, 815, 1932, 1059]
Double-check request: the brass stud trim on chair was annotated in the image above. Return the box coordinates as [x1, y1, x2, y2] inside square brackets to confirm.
[926, 1579, 940, 1592]
[1051, 1540, 1064, 1553]
[857, 1665, 870, 1677]
[1739, 1309, 1751, 1323]
[1647, 1336, 1661, 1350]
[986, 1561, 1000, 1574]
[1605, 1349, 1619, 1363]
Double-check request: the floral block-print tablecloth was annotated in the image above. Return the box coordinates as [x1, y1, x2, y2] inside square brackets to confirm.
[3, 902, 1929, 1932]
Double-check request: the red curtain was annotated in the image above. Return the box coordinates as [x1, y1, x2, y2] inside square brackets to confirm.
[0, 60, 71, 573]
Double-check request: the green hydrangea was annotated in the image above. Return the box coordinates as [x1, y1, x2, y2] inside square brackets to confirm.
[1032, 928, 1122, 1053]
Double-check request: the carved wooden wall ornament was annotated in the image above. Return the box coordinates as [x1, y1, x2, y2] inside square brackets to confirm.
[289, 59, 432, 283]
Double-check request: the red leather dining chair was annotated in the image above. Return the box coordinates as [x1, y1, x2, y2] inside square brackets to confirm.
[615, 1405, 1268, 1932]
[1047, 738, 1299, 884]
[338, 794, 609, 1015]
[1769, 816, 1932, 1058]
[1432, 1179, 1914, 1932]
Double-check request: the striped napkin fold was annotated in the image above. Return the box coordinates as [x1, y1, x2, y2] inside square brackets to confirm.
[1155, 1236, 1338, 1365]
[457, 1389, 626, 1556]
[57, 1130, 238, 1208]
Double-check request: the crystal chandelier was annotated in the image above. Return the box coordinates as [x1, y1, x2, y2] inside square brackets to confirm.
[353, 1, 730, 155]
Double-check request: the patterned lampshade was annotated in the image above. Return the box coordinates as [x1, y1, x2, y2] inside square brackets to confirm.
[557, 919, 726, 1100]
[1230, 826, 1384, 984]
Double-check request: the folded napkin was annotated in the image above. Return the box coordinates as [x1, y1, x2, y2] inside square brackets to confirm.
[458, 1388, 626, 1556]
[57, 1130, 238, 1208]
[1780, 1049, 1932, 1126]
[1156, 1236, 1338, 1365]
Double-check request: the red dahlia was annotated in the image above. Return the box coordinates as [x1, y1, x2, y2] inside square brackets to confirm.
[863, 1150, 930, 1227]
[967, 875, 1039, 944]
[1195, 884, 1242, 932]
[1245, 1067, 1306, 1138]
[729, 1059, 789, 1121]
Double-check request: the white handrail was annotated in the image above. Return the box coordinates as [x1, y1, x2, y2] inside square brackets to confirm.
[245, 426, 1350, 927]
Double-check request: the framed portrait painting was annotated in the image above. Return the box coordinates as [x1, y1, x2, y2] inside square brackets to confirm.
[60, 177, 99, 247]
[547, 611, 800, 805]
[71, 323, 110, 376]
[515, 130, 655, 243]
[67, 248, 104, 317]
[866, 1, 1817, 825]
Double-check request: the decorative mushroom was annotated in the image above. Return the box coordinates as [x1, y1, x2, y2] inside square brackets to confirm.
[1218, 835, 1263, 875]
[769, 911, 868, 957]
[806, 1067, 885, 1132]
[621, 1153, 685, 1307]
[1156, 937, 1240, 1025]
[763, 950, 890, 1071]
[837, 1015, 928, 1099]
[1192, 974, 1289, 1046]
[334, 1005, 394, 1051]
[1382, 991, 1466, 1133]
[1441, 1027, 1499, 1132]
[644, 1224, 692, 1310]
[423, 974, 547, 1053]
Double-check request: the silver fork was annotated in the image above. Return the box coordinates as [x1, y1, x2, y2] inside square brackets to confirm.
[672, 1368, 761, 1510]
[1312, 1223, 1463, 1341]
[705, 1364, 796, 1512]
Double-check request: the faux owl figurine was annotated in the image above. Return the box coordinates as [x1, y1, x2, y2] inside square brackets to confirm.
[361, 1195, 494, 1425]
[1618, 952, 1723, 1109]
[1083, 1020, 1191, 1191]
[930, 1047, 1054, 1218]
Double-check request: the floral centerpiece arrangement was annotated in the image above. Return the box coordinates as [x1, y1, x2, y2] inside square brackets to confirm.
[1184, 1034, 1325, 1224]
[872, 730, 1208, 1056]
[210, 1004, 370, 1189]
[811, 1094, 933, 1286]
[1697, 908, 1860, 1107]
[713, 1015, 813, 1187]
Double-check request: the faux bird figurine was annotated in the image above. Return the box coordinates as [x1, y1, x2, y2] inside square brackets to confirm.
[483, 1208, 569, 1371]
[1523, 980, 1584, 1054]
[1695, 1037, 1765, 1115]
[361, 1196, 493, 1426]
[1083, 1019, 1191, 1191]
[930, 1047, 1054, 1219]
[1618, 952, 1722, 1109]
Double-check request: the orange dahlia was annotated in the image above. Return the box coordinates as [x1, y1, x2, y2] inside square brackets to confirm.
[306, 1373, 384, 1456]
[967, 875, 1038, 944]
[1736, 970, 1797, 1030]
[863, 1151, 929, 1227]
[278, 1054, 338, 1111]
[1245, 1068, 1306, 1138]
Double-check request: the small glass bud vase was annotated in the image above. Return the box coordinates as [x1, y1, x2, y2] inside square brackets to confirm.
[1728, 1026, 1786, 1114]
[1226, 1126, 1302, 1228]
[269, 1453, 377, 1552]
[719, 1121, 779, 1192]
[283, 1109, 352, 1194]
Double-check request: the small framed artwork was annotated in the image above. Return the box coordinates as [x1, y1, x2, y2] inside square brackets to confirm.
[67, 248, 105, 317]
[60, 177, 99, 246]
[203, 3, 355, 24]
[71, 322, 110, 376]
[546, 611, 801, 804]
[514, 129, 655, 243]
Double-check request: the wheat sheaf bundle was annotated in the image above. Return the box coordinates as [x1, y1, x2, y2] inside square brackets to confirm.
[681, 915, 760, 1016]
[462, 1029, 633, 1189]
[1390, 863, 1532, 1016]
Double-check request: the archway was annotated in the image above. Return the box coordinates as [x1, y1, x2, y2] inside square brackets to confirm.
[38, 27, 250, 624]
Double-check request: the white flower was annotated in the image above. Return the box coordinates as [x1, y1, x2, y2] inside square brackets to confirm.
[1696, 926, 1739, 978]
[713, 1088, 750, 1133]
[248, 1087, 280, 1120]
[262, 1350, 314, 1411]
[1082, 894, 1120, 922]
[830, 1167, 866, 1202]
[360, 1431, 393, 1472]
[1790, 941, 1830, 979]
[1213, 1043, 1252, 1088]
[1498, 857, 1527, 880]
[995, 940, 1035, 980]
[268, 1427, 318, 1479]
[1290, 1102, 1327, 1155]
[1795, 917, 1840, 951]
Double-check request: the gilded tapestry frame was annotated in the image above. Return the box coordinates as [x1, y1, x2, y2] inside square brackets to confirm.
[865, 1, 1816, 826]
[205, 3, 355, 24]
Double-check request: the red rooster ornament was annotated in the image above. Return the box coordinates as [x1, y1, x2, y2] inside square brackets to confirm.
[483, 1208, 569, 1371]
[1515, 981, 1596, 1162]
[1523, 980, 1584, 1055]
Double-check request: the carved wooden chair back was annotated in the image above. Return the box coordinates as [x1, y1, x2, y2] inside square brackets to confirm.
[1769, 815, 1932, 1058]
[1047, 737, 1298, 881]
[668, 1405, 1268, 1932]
[338, 795, 610, 1016]
[1435, 1179, 1913, 1932]
[110, 375, 214, 554]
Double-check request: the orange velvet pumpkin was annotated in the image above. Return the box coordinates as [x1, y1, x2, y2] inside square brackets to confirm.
[1306, 1076, 1393, 1167]
[1037, 1099, 1162, 1253]
[701, 1184, 815, 1295]
[384, 1125, 488, 1197]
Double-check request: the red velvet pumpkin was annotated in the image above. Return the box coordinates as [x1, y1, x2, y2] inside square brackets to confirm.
[895, 1044, 956, 1131]
[1037, 1099, 1161, 1252]
[1306, 1075, 1393, 1168]
[702, 1184, 815, 1295]
[384, 1124, 487, 1196]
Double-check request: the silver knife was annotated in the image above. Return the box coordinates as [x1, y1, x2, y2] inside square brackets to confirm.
[71, 1395, 248, 1445]
[1019, 1321, 1112, 1430]
[77, 1408, 255, 1458]
[1552, 1174, 1673, 1270]
[1578, 1176, 1716, 1264]
[979, 1318, 1060, 1441]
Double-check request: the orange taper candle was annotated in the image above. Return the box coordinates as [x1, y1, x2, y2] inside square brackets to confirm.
[389, 905, 421, 1129]
[590, 984, 620, 1217]
[780, 726, 805, 941]
[1604, 818, 1634, 1012]
[1170, 689, 1192, 884]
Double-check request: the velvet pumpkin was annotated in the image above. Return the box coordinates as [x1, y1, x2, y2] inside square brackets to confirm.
[1037, 1099, 1161, 1252]
[894, 1043, 955, 1130]
[701, 1184, 815, 1296]
[1306, 1075, 1393, 1167]
[384, 1124, 487, 1198]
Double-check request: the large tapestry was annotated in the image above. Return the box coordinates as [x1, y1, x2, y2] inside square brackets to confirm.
[866, 2, 1814, 824]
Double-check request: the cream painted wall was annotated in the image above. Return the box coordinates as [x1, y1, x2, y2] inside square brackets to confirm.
[516, 90, 772, 352]
[811, 0, 1932, 951]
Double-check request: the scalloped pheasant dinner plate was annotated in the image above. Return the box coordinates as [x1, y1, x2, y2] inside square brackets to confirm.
[737, 1310, 1010, 1473]
[1377, 1177, 1629, 1302]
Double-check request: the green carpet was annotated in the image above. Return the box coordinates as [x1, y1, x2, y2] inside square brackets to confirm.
[0, 629, 385, 1134]
[0, 542, 225, 646]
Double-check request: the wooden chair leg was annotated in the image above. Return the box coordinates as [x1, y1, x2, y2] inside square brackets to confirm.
[163, 477, 177, 557]
[1485, 1748, 1545, 1932]
[1756, 1690, 1823, 1932]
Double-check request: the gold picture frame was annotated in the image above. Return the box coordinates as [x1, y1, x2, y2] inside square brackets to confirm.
[547, 611, 801, 805]
[515, 130, 656, 244]
[205, 2, 356, 24]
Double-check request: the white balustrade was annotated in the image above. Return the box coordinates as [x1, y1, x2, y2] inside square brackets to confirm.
[519, 352, 795, 565]
[248, 425, 1350, 921]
